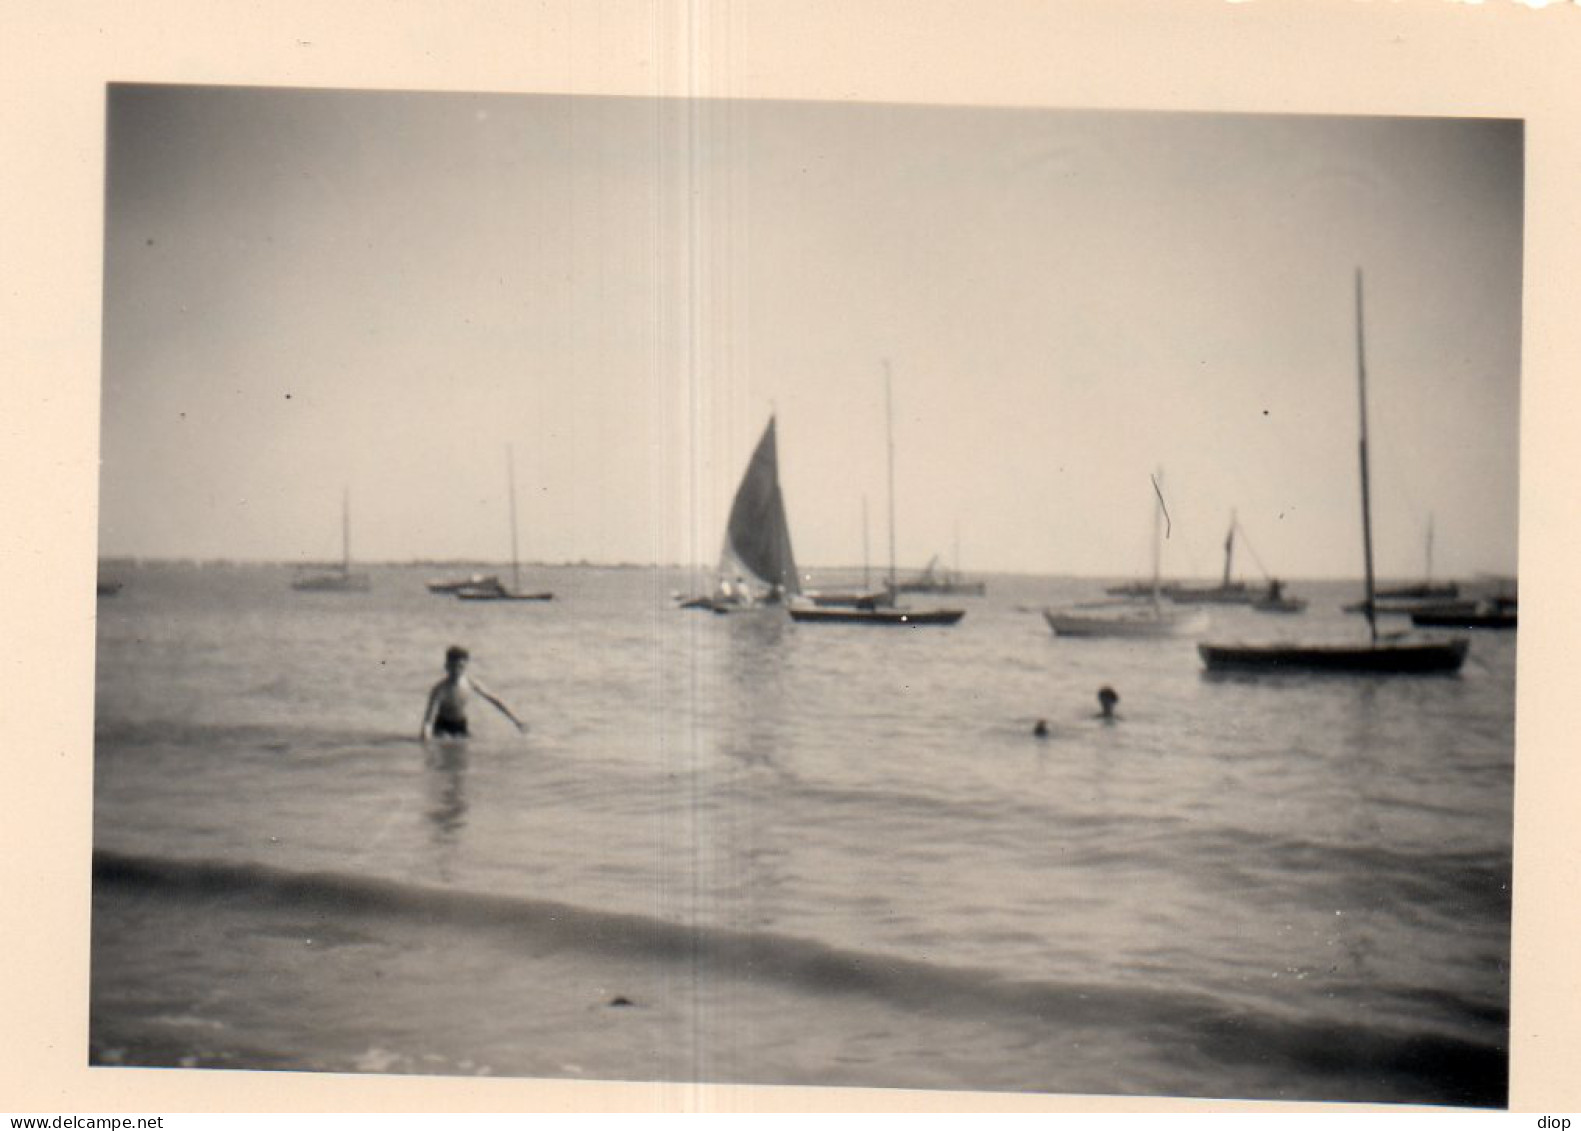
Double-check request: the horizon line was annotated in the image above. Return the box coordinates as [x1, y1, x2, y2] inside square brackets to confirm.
[93, 555, 1518, 586]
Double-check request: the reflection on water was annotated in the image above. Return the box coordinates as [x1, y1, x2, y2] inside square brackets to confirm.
[722, 610, 790, 772]
[424, 740, 469, 841]
[712, 610, 795, 933]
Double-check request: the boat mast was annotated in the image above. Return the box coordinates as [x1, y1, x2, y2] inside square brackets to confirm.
[885, 360, 898, 592]
[862, 494, 871, 590]
[1150, 469, 1164, 606]
[1222, 511, 1236, 588]
[1356, 269, 1379, 646]
[1425, 514, 1435, 588]
[506, 444, 521, 593]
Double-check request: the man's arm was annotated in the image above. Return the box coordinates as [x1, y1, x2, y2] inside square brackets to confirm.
[419, 684, 440, 740]
[473, 681, 527, 733]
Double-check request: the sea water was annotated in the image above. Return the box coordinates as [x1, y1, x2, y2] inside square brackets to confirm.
[89, 563, 1513, 1105]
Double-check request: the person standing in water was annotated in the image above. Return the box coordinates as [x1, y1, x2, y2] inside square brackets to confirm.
[420, 645, 527, 740]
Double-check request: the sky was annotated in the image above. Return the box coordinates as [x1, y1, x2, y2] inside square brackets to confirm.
[99, 86, 1522, 582]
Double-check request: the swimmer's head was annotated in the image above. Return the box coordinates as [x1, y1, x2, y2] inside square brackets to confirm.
[1097, 686, 1119, 716]
[1033, 719, 1050, 737]
[445, 645, 470, 672]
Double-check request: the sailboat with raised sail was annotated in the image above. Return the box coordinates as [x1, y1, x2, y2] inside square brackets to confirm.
[1043, 471, 1209, 638]
[790, 364, 964, 626]
[678, 415, 800, 613]
[456, 445, 553, 602]
[1198, 271, 1469, 674]
[291, 488, 371, 592]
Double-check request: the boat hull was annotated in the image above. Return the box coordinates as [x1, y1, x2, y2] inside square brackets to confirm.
[456, 590, 553, 602]
[890, 581, 987, 597]
[1376, 583, 1459, 601]
[1344, 597, 1461, 617]
[1162, 584, 1254, 606]
[805, 589, 896, 609]
[790, 606, 964, 626]
[427, 574, 501, 594]
[1198, 638, 1469, 673]
[678, 595, 787, 614]
[291, 573, 371, 593]
[1410, 607, 1515, 630]
[1043, 606, 1209, 639]
[1251, 598, 1308, 615]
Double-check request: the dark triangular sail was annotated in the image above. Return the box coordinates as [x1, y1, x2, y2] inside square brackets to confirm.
[718, 417, 801, 598]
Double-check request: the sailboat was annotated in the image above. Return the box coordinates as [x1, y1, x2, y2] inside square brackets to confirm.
[1198, 271, 1469, 674]
[1409, 597, 1516, 630]
[456, 445, 553, 601]
[1169, 511, 1307, 614]
[1249, 577, 1308, 615]
[426, 571, 503, 595]
[1343, 514, 1460, 615]
[1406, 573, 1516, 630]
[1377, 516, 1459, 600]
[678, 415, 801, 613]
[291, 489, 372, 592]
[1043, 472, 1210, 639]
[1161, 513, 1254, 605]
[790, 365, 964, 626]
[804, 495, 896, 609]
[889, 553, 988, 597]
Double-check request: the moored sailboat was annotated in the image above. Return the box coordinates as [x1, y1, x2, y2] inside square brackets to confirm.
[1161, 513, 1253, 605]
[1044, 471, 1209, 639]
[888, 554, 988, 598]
[1198, 271, 1469, 675]
[1167, 512, 1308, 612]
[802, 495, 896, 609]
[792, 604, 964, 625]
[1343, 516, 1460, 615]
[789, 365, 964, 627]
[1042, 599, 1208, 638]
[1378, 516, 1458, 600]
[291, 489, 371, 592]
[805, 587, 896, 609]
[426, 572, 503, 595]
[1249, 578, 1308, 614]
[455, 446, 552, 602]
[1409, 594, 1516, 630]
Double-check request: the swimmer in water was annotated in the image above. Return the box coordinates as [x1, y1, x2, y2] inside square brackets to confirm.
[1033, 719, 1050, 738]
[1097, 686, 1119, 721]
[420, 645, 527, 740]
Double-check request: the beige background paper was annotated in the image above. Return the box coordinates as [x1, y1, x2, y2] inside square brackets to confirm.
[2, 0, 1575, 1113]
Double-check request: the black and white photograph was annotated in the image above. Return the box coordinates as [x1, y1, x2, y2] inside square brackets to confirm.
[87, 83, 1519, 1107]
[5, 0, 1578, 1118]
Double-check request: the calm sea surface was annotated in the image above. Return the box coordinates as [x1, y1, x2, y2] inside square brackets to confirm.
[90, 563, 1513, 1105]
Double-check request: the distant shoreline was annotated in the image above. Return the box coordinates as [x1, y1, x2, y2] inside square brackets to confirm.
[93, 557, 1517, 589]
